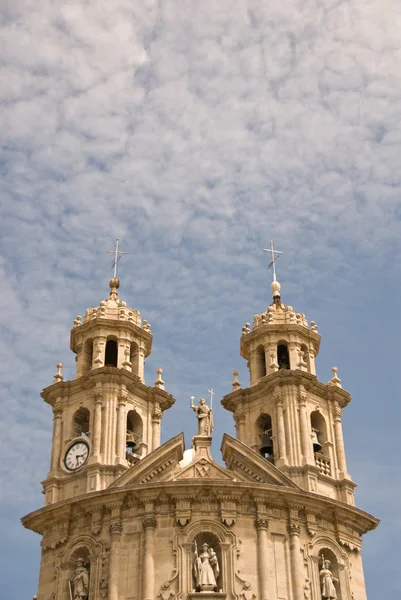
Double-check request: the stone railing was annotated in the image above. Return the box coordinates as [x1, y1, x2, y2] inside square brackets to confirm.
[314, 452, 331, 477]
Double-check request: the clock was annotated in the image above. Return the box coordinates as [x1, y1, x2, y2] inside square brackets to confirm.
[64, 439, 89, 471]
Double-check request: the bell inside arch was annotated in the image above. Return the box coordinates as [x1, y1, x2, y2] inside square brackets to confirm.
[260, 429, 273, 455]
[126, 429, 138, 449]
[311, 428, 322, 453]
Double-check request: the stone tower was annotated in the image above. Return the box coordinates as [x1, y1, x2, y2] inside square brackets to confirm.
[23, 274, 378, 600]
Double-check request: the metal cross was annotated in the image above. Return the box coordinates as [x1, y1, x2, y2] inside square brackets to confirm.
[263, 240, 282, 282]
[106, 237, 128, 279]
[208, 388, 215, 409]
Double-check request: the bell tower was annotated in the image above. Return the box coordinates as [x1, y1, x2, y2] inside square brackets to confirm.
[222, 248, 356, 506]
[41, 275, 175, 506]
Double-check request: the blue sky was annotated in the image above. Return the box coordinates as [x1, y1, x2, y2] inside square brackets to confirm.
[1, 0, 401, 597]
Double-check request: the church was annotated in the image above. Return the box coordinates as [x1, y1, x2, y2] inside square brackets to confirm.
[22, 254, 378, 600]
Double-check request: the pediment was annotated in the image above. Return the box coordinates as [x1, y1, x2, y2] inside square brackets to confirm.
[221, 434, 301, 489]
[174, 454, 235, 481]
[109, 433, 185, 488]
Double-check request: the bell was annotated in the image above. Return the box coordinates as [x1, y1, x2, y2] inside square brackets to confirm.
[311, 429, 322, 453]
[126, 430, 137, 449]
[260, 430, 273, 455]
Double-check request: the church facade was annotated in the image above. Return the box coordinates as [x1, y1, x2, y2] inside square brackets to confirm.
[22, 275, 378, 600]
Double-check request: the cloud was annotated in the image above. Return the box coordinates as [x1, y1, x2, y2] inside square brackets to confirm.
[1, 0, 400, 596]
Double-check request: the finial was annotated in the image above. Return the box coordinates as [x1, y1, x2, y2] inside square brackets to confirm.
[232, 369, 241, 390]
[154, 368, 165, 389]
[73, 315, 82, 328]
[53, 363, 64, 383]
[263, 240, 282, 299]
[106, 237, 128, 280]
[329, 366, 342, 388]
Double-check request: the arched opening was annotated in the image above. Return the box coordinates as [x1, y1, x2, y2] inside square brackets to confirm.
[72, 407, 90, 439]
[82, 339, 93, 373]
[255, 345, 266, 379]
[126, 410, 143, 463]
[311, 411, 331, 476]
[300, 344, 310, 371]
[193, 532, 222, 592]
[317, 548, 342, 600]
[130, 341, 139, 375]
[66, 547, 91, 600]
[105, 338, 118, 367]
[277, 343, 290, 370]
[256, 413, 274, 462]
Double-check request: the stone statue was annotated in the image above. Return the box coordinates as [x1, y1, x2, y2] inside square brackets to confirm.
[191, 398, 214, 436]
[71, 558, 89, 600]
[319, 556, 338, 599]
[193, 542, 219, 591]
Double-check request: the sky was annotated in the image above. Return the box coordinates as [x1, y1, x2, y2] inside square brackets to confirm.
[1, 0, 400, 597]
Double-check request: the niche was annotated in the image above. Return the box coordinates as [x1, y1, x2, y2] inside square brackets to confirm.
[192, 532, 222, 592]
[65, 547, 91, 600]
[72, 407, 90, 439]
[105, 338, 118, 367]
[255, 345, 267, 379]
[277, 343, 290, 370]
[256, 413, 274, 462]
[317, 548, 342, 600]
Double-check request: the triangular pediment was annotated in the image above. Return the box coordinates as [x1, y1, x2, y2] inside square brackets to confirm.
[109, 433, 185, 488]
[175, 453, 235, 481]
[221, 433, 301, 489]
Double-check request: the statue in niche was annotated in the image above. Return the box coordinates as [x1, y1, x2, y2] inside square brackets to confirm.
[319, 555, 338, 599]
[70, 558, 89, 600]
[193, 541, 220, 591]
[191, 397, 214, 436]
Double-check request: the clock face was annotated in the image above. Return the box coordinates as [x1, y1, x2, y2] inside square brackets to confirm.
[64, 440, 89, 471]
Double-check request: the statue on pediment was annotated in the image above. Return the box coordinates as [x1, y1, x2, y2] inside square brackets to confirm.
[191, 397, 214, 436]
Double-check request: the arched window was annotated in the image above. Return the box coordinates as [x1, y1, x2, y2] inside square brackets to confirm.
[105, 338, 118, 367]
[277, 343, 290, 370]
[256, 413, 274, 462]
[72, 407, 90, 438]
[193, 532, 222, 592]
[310, 411, 331, 476]
[317, 548, 342, 600]
[255, 345, 266, 379]
[130, 341, 139, 375]
[82, 339, 93, 373]
[126, 410, 143, 459]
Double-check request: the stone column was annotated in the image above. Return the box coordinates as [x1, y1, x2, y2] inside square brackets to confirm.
[50, 406, 63, 471]
[151, 408, 162, 451]
[255, 518, 269, 600]
[109, 521, 123, 600]
[288, 522, 303, 600]
[116, 395, 127, 462]
[333, 404, 349, 478]
[298, 395, 313, 465]
[137, 347, 146, 382]
[142, 516, 157, 600]
[234, 410, 246, 442]
[92, 392, 103, 459]
[275, 396, 287, 465]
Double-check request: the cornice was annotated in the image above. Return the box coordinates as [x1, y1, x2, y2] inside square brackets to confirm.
[221, 369, 351, 412]
[21, 479, 379, 539]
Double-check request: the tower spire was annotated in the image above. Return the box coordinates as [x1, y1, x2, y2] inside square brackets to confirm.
[263, 239, 282, 299]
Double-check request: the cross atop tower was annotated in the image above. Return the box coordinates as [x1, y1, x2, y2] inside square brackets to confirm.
[106, 237, 128, 279]
[263, 240, 282, 283]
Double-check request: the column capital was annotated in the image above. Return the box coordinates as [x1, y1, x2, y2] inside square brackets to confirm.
[274, 394, 284, 407]
[255, 517, 268, 531]
[118, 393, 128, 405]
[142, 515, 157, 530]
[92, 390, 103, 403]
[152, 408, 162, 423]
[297, 394, 307, 406]
[332, 405, 342, 419]
[287, 521, 300, 536]
[53, 405, 63, 418]
[234, 410, 245, 425]
[109, 521, 123, 535]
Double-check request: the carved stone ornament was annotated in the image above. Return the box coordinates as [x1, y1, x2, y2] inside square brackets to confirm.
[109, 521, 123, 535]
[254, 517, 268, 530]
[319, 555, 338, 599]
[193, 541, 220, 592]
[288, 522, 301, 536]
[157, 569, 179, 600]
[142, 515, 157, 530]
[70, 558, 89, 600]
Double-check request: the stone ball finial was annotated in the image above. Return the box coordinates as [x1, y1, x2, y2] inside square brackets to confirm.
[109, 277, 120, 289]
[271, 279, 281, 297]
